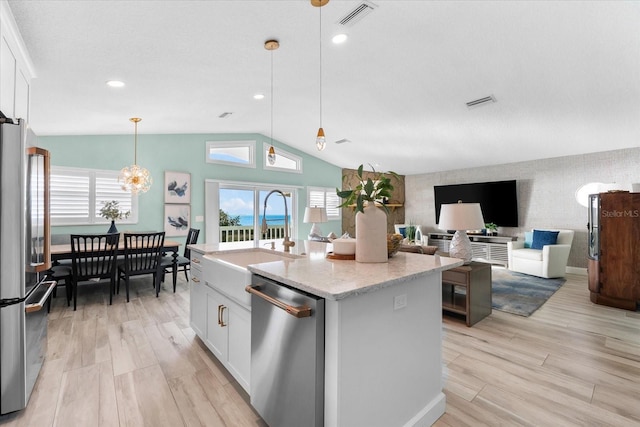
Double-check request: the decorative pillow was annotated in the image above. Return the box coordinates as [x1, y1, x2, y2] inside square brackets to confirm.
[524, 231, 533, 248]
[531, 229, 559, 250]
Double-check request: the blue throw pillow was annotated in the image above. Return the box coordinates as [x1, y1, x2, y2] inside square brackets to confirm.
[524, 231, 533, 248]
[531, 230, 559, 250]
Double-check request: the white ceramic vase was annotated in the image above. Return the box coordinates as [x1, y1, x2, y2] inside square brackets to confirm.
[355, 203, 388, 263]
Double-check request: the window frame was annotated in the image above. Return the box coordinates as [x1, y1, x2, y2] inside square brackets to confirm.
[262, 142, 303, 174]
[307, 186, 341, 220]
[205, 179, 300, 245]
[50, 166, 138, 226]
[206, 140, 256, 168]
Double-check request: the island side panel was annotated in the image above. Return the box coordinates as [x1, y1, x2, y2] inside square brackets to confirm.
[324, 271, 446, 427]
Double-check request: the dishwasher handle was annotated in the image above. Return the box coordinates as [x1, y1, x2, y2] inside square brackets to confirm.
[245, 285, 312, 318]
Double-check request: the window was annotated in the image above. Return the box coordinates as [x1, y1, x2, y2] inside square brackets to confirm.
[307, 186, 341, 220]
[50, 166, 138, 225]
[205, 180, 298, 246]
[206, 141, 256, 168]
[263, 142, 302, 173]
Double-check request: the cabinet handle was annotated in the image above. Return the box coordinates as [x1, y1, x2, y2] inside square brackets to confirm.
[219, 305, 227, 327]
[192, 277, 200, 283]
[217, 304, 223, 325]
[191, 258, 200, 264]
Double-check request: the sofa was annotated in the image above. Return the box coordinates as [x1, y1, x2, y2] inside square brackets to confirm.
[507, 229, 574, 278]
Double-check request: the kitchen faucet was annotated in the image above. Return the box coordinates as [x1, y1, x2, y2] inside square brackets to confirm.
[261, 190, 295, 252]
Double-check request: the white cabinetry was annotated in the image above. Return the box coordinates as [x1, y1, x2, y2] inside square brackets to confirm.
[0, 2, 34, 121]
[189, 253, 251, 393]
[189, 252, 206, 338]
[428, 232, 515, 266]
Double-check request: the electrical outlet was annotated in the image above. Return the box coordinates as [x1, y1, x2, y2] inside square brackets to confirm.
[394, 294, 407, 310]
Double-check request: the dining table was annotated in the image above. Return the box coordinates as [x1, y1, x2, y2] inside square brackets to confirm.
[50, 238, 182, 291]
[50, 239, 182, 263]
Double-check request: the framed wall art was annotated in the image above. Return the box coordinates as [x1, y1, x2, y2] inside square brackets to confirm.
[164, 171, 191, 204]
[164, 204, 191, 237]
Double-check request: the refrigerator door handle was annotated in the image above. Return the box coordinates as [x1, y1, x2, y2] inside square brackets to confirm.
[24, 281, 56, 313]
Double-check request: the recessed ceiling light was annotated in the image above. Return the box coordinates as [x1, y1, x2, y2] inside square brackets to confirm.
[254, 93, 265, 100]
[106, 80, 125, 88]
[332, 34, 348, 44]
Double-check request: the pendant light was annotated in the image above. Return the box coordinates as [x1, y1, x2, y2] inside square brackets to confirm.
[312, 0, 329, 151]
[265, 39, 279, 165]
[119, 117, 152, 194]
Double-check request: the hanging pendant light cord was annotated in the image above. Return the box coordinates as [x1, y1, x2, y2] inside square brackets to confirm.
[133, 119, 138, 165]
[271, 46, 274, 146]
[319, 5, 323, 129]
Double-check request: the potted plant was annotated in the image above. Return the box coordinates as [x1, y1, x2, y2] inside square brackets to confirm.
[485, 222, 498, 236]
[100, 200, 130, 234]
[337, 165, 399, 263]
[336, 164, 398, 214]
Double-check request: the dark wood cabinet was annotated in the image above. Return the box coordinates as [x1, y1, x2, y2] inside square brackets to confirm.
[441, 262, 492, 326]
[589, 192, 640, 310]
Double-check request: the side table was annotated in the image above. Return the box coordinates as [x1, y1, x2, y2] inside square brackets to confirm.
[441, 261, 492, 326]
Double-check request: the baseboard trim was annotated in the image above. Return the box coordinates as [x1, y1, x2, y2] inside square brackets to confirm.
[567, 266, 587, 276]
[403, 392, 446, 427]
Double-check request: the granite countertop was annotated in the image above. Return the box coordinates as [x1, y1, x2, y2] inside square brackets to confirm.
[246, 252, 463, 300]
[190, 240, 463, 300]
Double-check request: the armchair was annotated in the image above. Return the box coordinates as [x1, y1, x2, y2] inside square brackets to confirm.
[507, 229, 574, 278]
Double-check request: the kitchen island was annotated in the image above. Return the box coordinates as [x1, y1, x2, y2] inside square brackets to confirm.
[189, 241, 463, 426]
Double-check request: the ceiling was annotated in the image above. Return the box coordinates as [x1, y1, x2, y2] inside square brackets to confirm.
[8, 0, 640, 176]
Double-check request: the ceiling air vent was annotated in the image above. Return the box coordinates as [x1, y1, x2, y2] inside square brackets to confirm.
[466, 95, 496, 109]
[334, 138, 351, 144]
[218, 112, 233, 118]
[338, 1, 377, 27]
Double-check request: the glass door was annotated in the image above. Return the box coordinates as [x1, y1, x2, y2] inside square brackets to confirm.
[588, 193, 599, 260]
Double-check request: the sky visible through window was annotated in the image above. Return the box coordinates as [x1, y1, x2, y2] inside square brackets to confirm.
[220, 188, 290, 226]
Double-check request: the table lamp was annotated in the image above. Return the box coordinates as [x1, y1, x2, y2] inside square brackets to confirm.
[438, 201, 485, 264]
[304, 206, 328, 241]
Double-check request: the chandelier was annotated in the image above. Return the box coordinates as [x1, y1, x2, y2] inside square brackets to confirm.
[119, 117, 152, 194]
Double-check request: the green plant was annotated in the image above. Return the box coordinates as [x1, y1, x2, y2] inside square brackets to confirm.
[100, 200, 130, 221]
[485, 222, 498, 231]
[219, 209, 241, 226]
[336, 164, 399, 214]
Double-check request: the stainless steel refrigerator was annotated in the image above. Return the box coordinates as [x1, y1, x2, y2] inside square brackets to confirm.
[0, 118, 56, 414]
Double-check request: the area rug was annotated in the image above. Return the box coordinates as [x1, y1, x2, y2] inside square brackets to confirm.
[491, 267, 566, 317]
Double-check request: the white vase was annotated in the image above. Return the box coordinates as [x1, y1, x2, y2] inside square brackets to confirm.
[355, 203, 388, 263]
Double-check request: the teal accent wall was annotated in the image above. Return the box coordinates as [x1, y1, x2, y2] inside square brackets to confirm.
[37, 132, 343, 246]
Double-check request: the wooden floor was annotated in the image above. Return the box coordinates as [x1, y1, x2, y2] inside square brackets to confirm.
[1, 271, 639, 426]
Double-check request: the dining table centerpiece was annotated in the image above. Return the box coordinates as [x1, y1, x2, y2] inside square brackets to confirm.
[337, 164, 398, 263]
[100, 200, 130, 234]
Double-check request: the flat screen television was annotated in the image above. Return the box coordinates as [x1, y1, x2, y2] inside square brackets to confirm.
[434, 180, 518, 227]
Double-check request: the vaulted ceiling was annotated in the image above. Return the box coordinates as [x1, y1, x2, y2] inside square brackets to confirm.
[8, 0, 640, 175]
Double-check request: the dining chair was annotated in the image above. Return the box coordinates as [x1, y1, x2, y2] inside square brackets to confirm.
[117, 231, 166, 301]
[69, 233, 120, 311]
[161, 228, 199, 292]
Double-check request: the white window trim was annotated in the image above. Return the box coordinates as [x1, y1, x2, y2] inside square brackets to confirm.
[50, 166, 138, 226]
[307, 186, 341, 220]
[206, 140, 256, 168]
[262, 142, 303, 174]
[205, 179, 299, 245]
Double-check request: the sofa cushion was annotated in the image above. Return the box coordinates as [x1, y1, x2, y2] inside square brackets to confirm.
[531, 229, 559, 250]
[524, 231, 533, 248]
[512, 248, 544, 261]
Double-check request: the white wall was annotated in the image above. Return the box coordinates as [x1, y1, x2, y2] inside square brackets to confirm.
[405, 147, 640, 269]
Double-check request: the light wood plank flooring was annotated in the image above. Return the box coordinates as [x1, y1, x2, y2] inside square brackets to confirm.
[1, 270, 639, 426]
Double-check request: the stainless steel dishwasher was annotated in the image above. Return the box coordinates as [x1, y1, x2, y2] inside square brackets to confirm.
[246, 274, 324, 427]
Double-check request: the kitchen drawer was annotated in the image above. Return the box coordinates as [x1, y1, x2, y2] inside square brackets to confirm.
[191, 252, 204, 271]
